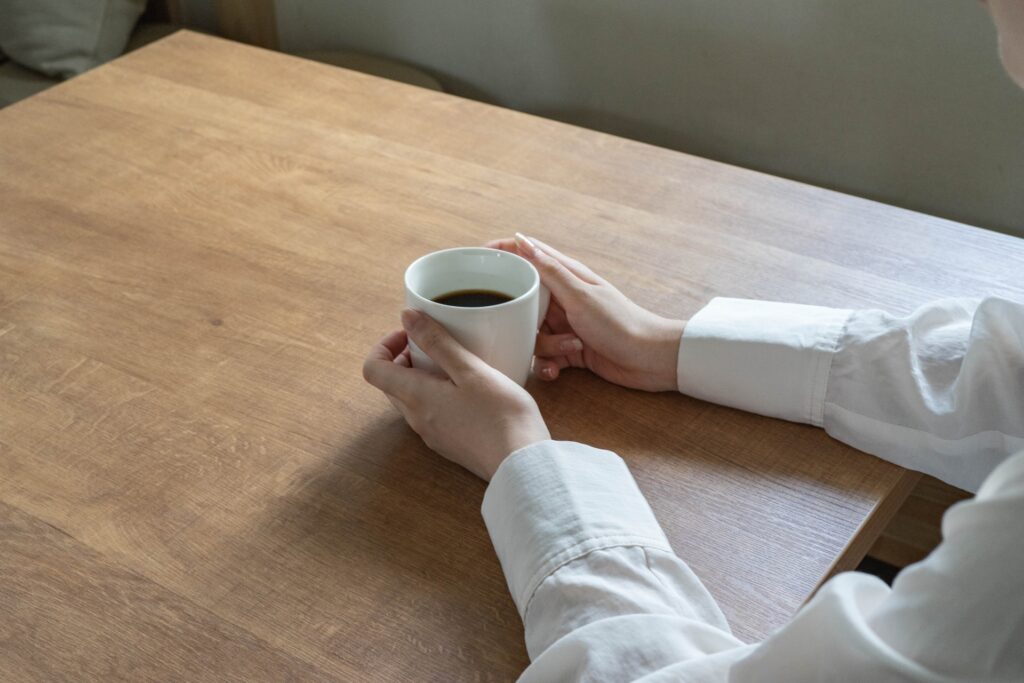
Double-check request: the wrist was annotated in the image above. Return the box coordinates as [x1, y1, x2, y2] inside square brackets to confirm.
[484, 419, 550, 481]
[646, 317, 686, 391]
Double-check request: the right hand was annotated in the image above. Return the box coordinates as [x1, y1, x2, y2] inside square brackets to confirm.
[487, 234, 686, 392]
[362, 309, 550, 481]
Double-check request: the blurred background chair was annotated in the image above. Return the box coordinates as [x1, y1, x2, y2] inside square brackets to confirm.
[214, 0, 442, 91]
[0, 0, 440, 108]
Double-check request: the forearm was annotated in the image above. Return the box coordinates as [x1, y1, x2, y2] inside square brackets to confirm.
[676, 296, 1024, 492]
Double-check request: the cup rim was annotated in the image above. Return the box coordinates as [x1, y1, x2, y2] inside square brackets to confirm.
[404, 246, 540, 312]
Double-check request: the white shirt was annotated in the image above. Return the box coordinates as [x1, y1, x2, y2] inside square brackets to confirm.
[481, 297, 1024, 682]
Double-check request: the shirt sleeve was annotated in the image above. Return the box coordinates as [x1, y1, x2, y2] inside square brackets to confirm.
[481, 440, 750, 681]
[677, 296, 1024, 492]
[481, 445, 1024, 682]
[730, 450, 1024, 682]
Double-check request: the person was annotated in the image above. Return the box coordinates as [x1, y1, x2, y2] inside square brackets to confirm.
[363, 3, 1024, 680]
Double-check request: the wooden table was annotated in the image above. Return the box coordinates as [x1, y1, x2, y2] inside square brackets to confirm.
[2, 31, 1022, 681]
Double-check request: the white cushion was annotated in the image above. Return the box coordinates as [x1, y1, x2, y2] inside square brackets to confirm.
[0, 0, 145, 78]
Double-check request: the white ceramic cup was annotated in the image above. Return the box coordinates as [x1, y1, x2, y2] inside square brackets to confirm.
[404, 247, 550, 386]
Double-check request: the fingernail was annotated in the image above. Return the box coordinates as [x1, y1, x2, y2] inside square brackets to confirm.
[543, 366, 554, 379]
[514, 232, 537, 258]
[401, 308, 422, 330]
[560, 338, 583, 353]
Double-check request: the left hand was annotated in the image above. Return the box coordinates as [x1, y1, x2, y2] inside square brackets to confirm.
[487, 234, 685, 392]
[362, 309, 551, 481]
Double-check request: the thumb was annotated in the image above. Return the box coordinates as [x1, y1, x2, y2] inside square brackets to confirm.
[402, 309, 485, 383]
[514, 233, 586, 306]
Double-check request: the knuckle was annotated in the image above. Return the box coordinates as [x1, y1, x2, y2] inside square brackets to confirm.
[421, 327, 445, 351]
[409, 407, 439, 437]
[361, 360, 378, 385]
[469, 371, 497, 391]
[539, 257, 562, 275]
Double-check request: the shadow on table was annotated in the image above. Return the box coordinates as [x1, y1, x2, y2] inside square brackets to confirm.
[230, 371, 890, 672]
[239, 412, 528, 675]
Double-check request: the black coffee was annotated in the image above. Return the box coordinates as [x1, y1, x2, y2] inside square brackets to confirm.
[432, 289, 513, 307]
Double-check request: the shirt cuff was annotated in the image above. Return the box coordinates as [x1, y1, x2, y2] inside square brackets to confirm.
[677, 298, 852, 426]
[481, 440, 672, 618]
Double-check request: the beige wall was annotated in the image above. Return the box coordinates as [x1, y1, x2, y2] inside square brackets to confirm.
[187, 1, 1024, 236]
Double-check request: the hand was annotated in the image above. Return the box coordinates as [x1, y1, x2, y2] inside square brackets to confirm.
[362, 309, 550, 480]
[487, 234, 686, 392]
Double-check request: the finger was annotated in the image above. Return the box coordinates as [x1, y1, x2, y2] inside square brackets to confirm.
[544, 299, 572, 333]
[363, 356, 415, 401]
[395, 347, 411, 368]
[363, 330, 416, 400]
[534, 355, 570, 381]
[528, 236, 604, 285]
[484, 237, 518, 253]
[536, 359, 559, 381]
[493, 234, 603, 285]
[367, 330, 408, 362]
[534, 331, 583, 358]
[401, 309, 485, 383]
[514, 233, 588, 305]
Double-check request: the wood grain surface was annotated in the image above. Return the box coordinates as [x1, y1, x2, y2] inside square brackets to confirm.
[869, 475, 973, 568]
[2, 31, 1023, 681]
